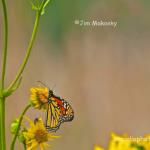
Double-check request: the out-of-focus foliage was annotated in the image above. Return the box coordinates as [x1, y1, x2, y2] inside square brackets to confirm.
[40, 0, 150, 44]
[42, 0, 92, 44]
[8, 0, 150, 45]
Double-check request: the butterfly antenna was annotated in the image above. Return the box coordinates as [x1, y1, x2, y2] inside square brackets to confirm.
[52, 84, 56, 91]
[37, 81, 49, 88]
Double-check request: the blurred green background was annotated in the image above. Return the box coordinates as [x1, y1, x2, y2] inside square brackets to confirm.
[1, 0, 150, 149]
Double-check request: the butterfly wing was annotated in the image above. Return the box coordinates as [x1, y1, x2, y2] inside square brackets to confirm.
[59, 98, 74, 122]
[45, 99, 62, 132]
[45, 95, 74, 132]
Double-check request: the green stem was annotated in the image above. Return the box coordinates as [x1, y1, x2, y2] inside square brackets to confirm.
[10, 104, 31, 150]
[0, 111, 1, 149]
[0, 0, 8, 149]
[23, 142, 26, 150]
[0, 97, 6, 150]
[6, 11, 41, 93]
[1, 0, 8, 90]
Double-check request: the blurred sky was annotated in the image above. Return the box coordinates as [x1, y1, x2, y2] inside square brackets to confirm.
[0, 0, 150, 150]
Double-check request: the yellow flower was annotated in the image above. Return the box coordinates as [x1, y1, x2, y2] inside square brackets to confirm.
[108, 133, 134, 150]
[30, 87, 49, 110]
[138, 134, 150, 150]
[94, 145, 104, 150]
[23, 117, 59, 150]
[94, 133, 150, 150]
[109, 133, 150, 150]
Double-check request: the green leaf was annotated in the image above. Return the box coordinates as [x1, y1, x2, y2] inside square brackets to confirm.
[136, 146, 145, 150]
[31, 2, 39, 11]
[30, 0, 51, 15]
[41, 0, 50, 15]
[130, 143, 145, 150]
[30, 0, 40, 11]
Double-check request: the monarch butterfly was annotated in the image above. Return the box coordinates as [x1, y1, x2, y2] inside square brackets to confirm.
[37, 81, 74, 132]
[45, 89, 74, 132]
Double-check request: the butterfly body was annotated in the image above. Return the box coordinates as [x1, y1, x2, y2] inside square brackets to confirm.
[45, 90, 74, 132]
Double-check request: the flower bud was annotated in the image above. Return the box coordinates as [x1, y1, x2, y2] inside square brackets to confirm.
[10, 119, 19, 134]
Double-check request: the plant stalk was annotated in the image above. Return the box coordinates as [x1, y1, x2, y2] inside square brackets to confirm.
[0, 0, 8, 149]
[1, 0, 8, 90]
[0, 97, 6, 150]
[6, 11, 41, 93]
[10, 104, 31, 150]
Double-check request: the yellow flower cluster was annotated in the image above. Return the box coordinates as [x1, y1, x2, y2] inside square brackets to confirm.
[94, 145, 104, 150]
[23, 117, 59, 150]
[94, 133, 150, 150]
[30, 87, 49, 110]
